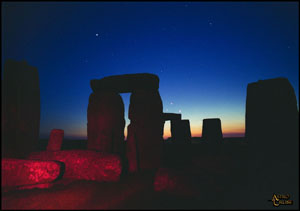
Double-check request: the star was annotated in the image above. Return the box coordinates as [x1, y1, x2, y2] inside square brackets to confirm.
[209, 22, 213, 26]
[95, 33, 99, 37]
[179, 109, 182, 113]
[170, 102, 174, 105]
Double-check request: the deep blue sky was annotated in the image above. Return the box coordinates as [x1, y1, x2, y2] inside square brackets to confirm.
[2, 2, 299, 139]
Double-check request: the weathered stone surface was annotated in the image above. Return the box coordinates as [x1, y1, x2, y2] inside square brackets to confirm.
[47, 129, 64, 151]
[90, 73, 159, 93]
[171, 120, 192, 143]
[87, 92, 125, 156]
[245, 78, 299, 199]
[2, 59, 40, 158]
[28, 150, 122, 182]
[126, 90, 164, 172]
[202, 118, 223, 143]
[163, 113, 181, 121]
[2, 159, 63, 188]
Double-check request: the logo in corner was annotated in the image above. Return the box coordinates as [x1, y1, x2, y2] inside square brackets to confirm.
[269, 193, 293, 207]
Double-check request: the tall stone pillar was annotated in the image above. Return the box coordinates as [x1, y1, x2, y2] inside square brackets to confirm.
[245, 78, 299, 208]
[87, 91, 125, 156]
[2, 59, 40, 158]
[127, 90, 164, 172]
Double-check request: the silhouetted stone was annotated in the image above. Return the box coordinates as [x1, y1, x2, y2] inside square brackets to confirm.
[47, 129, 64, 151]
[202, 118, 223, 143]
[126, 90, 164, 172]
[87, 92, 125, 156]
[163, 113, 181, 121]
[171, 120, 192, 143]
[91, 73, 159, 93]
[2, 59, 40, 158]
[245, 78, 299, 203]
[2, 159, 63, 188]
[28, 150, 122, 182]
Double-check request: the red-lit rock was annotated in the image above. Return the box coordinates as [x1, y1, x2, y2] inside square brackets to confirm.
[2, 59, 40, 158]
[87, 92, 125, 156]
[28, 150, 122, 182]
[1, 159, 63, 188]
[47, 129, 64, 151]
[127, 90, 164, 172]
[153, 168, 199, 197]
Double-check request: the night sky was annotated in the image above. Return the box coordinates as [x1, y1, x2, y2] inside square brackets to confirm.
[2, 2, 299, 139]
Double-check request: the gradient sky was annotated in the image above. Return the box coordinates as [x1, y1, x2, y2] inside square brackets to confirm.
[2, 2, 299, 139]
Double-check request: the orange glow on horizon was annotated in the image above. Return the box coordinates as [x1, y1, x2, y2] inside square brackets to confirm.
[69, 121, 245, 139]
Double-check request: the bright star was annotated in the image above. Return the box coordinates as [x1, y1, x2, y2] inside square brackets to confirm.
[95, 33, 99, 37]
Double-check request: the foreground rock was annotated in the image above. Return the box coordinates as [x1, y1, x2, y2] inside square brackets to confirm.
[90, 73, 159, 93]
[2, 59, 40, 158]
[87, 92, 125, 155]
[28, 150, 122, 182]
[2, 159, 63, 189]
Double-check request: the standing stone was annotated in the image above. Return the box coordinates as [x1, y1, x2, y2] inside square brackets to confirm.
[127, 90, 164, 172]
[47, 129, 64, 151]
[202, 118, 223, 143]
[2, 59, 40, 158]
[87, 91, 125, 156]
[171, 120, 192, 143]
[245, 78, 299, 206]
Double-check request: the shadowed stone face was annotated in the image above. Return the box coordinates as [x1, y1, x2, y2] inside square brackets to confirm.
[171, 119, 192, 143]
[87, 92, 125, 155]
[245, 77, 299, 202]
[2, 59, 40, 158]
[127, 90, 164, 172]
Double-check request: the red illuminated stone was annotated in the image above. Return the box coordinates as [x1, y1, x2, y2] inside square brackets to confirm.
[28, 150, 122, 182]
[87, 92, 125, 155]
[47, 129, 64, 151]
[2, 159, 63, 188]
[153, 168, 199, 197]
